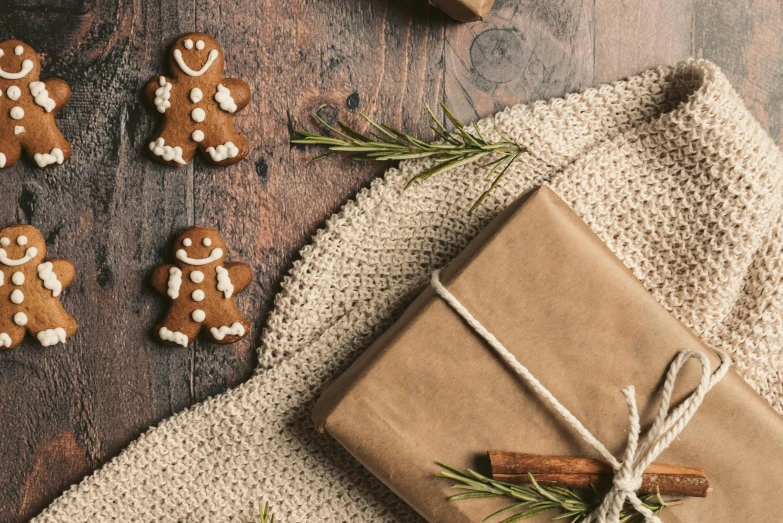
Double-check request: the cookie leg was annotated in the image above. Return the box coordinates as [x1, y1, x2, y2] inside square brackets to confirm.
[156, 310, 201, 347]
[148, 131, 198, 167]
[25, 308, 78, 347]
[0, 313, 27, 349]
[203, 314, 250, 345]
[199, 128, 250, 167]
[21, 129, 72, 168]
[0, 139, 23, 170]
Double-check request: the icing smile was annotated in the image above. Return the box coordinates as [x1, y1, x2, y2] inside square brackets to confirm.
[0, 59, 33, 80]
[0, 246, 38, 266]
[173, 49, 219, 77]
[175, 247, 224, 265]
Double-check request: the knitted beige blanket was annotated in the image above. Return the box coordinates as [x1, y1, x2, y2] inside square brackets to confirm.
[34, 60, 783, 522]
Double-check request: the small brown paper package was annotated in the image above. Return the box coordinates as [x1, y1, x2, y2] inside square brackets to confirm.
[312, 186, 783, 522]
[429, 0, 494, 22]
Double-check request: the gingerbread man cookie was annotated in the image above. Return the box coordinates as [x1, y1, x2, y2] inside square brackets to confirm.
[151, 226, 252, 346]
[0, 225, 77, 349]
[0, 40, 71, 169]
[143, 33, 251, 167]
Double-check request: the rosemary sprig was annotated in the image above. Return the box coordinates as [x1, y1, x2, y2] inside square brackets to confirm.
[259, 501, 275, 523]
[292, 104, 528, 212]
[436, 463, 673, 523]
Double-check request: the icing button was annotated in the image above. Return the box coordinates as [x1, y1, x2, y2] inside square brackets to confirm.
[10, 107, 24, 120]
[11, 271, 24, 285]
[192, 309, 206, 323]
[10, 289, 24, 304]
[192, 130, 204, 143]
[14, 312, 27, 326]
[192, 289, 205, 302]
[190, 270, 204, 283]
[191, 108, 206, 123]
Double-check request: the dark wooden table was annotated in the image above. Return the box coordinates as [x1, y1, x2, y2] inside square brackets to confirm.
[1, 0, 781, 521]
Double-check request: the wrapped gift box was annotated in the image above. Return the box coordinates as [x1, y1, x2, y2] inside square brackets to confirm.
[313, 187, 783, 522]
[429, 0, 494, 22]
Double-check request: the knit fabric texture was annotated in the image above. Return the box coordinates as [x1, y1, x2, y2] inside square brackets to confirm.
[34, 60, 783, 522]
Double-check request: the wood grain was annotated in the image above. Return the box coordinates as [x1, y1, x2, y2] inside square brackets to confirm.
[0, 0, 780, 521]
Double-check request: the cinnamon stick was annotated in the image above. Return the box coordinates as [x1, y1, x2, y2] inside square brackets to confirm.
[489, 451, 709, 498]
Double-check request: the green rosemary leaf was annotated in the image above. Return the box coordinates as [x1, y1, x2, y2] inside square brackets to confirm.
[405, 152, 489, 189]
[499, 505, 554, 523]
[482, 502, 531, 522]
[449, 492, 502, 500]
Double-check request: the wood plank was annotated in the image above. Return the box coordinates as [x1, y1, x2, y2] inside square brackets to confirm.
[443, 0, 595, 124]
[694, 0, 783, 145]
[594, 0, 693, 84]
[0, 2, 197, 521]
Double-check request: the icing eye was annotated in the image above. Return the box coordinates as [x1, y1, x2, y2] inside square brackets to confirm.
[184, 39, 194, 50]
[14, 46, 23, 56]
[202, 237, 212, 247]
[0, 49, 4, 57]
[0, 237, 8, 246]
[196, 40, 205, 50]
[183, 238, 192, 247]
[16, 235, 27, 246]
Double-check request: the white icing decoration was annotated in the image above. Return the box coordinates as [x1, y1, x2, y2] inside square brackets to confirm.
[154, 76, 172, 113]
[11, 271, 23, 285]
[14, 46, 23, 56]
[0, 271, 3, 286]
[159, 326, 188, 346]
[184, 39, 194, 50]
[192, 309, 206, 322]
[33, 148, 64, 167]
[0, 154, 5, 168]
[210, 322, 245, 341]
[14, 126, 24, 135]
[196, 40, 205, 51]
[7, 86, 20, 101]
[192, 130, 204, 142]
[29, 81, 56, 112]
[149, 138, 187, 165]
[202, 237, 212, 246]
[215, 266, 234, 299]
[10, 289, 24, 304]
[175, 247, 223, 266]
[215, 84, 237, 113]
[191, 108, 206, 122]
[183, 238, 192, 247]
[0, 49, 3, 57]
[0, 246, 38, 266]
[17, 236, 27, 246]
[190, 87, 203, 103]
[166, 267, 182, 299]
[0, 238, 8, 246]
[14, 312, 27, 326]
[0, 59, 33, 80]
[35, 261, 61, 297]
[10, 107, 24, 120]
[206, 142, 239, 162]
[190, 270, 204, 283]
[173, 49, 218, 77]
[192, 289, 205, 302]
[0, 333, 11, 347]
[37, 327, 67, 347]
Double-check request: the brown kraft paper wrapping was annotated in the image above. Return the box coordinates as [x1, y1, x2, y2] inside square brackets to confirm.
[312, 186, 783, 522]
[429, 0, 494, 22]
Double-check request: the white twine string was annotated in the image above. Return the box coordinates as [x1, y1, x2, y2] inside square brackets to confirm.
[430, 270, 731, 522]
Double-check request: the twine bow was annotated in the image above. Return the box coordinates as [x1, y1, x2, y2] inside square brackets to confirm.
[430, 270, 731, 523]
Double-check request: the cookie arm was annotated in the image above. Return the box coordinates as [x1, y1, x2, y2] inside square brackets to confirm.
[151, 264, 176, 295]
[42, 78, 72, 114]
[47, 259, 75, 289]
[220, 79, 251, 112]
[225, 262, 253, 294]
[143, 76, 172, 108]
